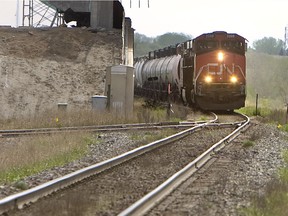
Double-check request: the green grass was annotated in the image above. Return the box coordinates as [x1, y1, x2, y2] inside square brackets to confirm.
[0, 133, 92, 184]
[241, 180, 288, 216]
[0, 148, 84, 183]
[237, 106, 255, 116]
[278, 124, 288, 132]
[237, 106, 272, 117]
[0, 98, 188, 186]
[0, 98, 190, 131]
[241, 150, 288, 216]
[239, 103, 288, 215]
[130, 129, 177, 144]
[199, 116, 208, 121]
[242, 140, 255, 148]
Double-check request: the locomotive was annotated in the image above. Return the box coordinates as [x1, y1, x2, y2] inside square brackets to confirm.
[134, 31, 247, 110]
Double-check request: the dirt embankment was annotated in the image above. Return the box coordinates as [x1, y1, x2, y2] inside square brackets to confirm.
[0, 27, 122, 119]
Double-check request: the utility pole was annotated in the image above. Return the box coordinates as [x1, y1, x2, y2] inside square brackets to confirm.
[284, 26, 288, 55]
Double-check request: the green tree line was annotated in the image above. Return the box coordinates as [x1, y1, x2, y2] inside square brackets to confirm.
[134, 32, 287, 56]
[134, 32, 192, 57]
[252, 37, 286, 55]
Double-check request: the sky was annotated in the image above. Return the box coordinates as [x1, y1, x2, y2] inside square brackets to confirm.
[0, 0, 288, 45]
[123, 0, 288, 45]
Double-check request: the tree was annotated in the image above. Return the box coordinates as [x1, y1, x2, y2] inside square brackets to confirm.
[252, 37, 284, 55]
[134, 33, 160, 57]
[134, 32, 192, 57]
[154, 32, 192, 48]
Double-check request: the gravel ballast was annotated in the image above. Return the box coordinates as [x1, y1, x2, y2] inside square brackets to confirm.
[149, 118, 288, 215]
[1, 118, 288, 215]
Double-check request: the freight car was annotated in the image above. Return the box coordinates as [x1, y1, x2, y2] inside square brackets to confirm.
[134, 31, 247, 110]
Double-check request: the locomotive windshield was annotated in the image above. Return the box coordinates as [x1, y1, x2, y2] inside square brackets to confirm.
[196, 40, 218, 53]
[221, 40, 245, 54]
[195, 39, 245, 55]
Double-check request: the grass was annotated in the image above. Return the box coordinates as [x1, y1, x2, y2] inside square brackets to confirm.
[242, 140, 255, 148]
[0, 99, 187, 130]
[130, 129, 177, 144]
[0, 98, 190, 186]
[238, 105, 288, 126]
[278, 124, 288, 133]
[238, 102, 288, 215]
[241, 151, 288, 216]
[237, 106, 272, 117]
[242, 181, 288, 216]
[135, 99, 189, 123]
[0, 132, 93, 184]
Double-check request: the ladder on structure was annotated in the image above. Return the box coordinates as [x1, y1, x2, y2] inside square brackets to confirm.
[22, 0, 63, 27]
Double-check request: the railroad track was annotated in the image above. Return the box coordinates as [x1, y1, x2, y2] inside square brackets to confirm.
[0, 112, 249, 215]
[0, 120, 212, 138]
[120, 112, 250, 215]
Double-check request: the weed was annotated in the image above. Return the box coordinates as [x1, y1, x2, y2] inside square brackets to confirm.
[243, 140, 255, 148]
[0, 98, 186, 184]
[0, 133, 89, 183]
[282, 151, 288, 163]
[130, 129, 177, 145]
[14, 180, 29, 190]
[241, 150, 288, 216]
[249, 131, 262, 142]
[237, 106, 257, 116]
[84, 135, 100, 146]
[238, 106, 272, 117]
[278, 124, 288, 132]
[199, 116, 208, 121]
[242, 180, 288, 216]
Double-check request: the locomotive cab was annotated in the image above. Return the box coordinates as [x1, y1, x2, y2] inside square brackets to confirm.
[192, 31, 247, 110]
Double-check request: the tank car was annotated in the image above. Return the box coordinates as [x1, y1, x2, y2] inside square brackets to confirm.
[134, 31, 247, 110]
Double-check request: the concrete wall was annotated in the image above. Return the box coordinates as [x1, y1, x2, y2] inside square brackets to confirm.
[90, 1, 113, 29]
[123, 17, 134, 66]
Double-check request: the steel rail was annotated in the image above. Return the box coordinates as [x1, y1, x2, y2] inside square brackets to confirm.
[0, 121, 188, 133]
[118, 113, 250, 216]
[0, 112, 218, 137]
[0, 121, 214, 214]
[0, 111, 219, 214]
[0, 120, 211, 137]
[0, 124, 197, 137]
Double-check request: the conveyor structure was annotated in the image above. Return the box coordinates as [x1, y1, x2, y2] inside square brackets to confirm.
[40, 0, 124, 29]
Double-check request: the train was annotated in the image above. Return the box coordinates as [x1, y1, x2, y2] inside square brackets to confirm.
[134, 31, 247, 110]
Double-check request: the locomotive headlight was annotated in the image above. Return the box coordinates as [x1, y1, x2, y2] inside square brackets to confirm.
[205, 75, 212, 83]
[230, 76, 238, 83]
[218, 52, 224, 62]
